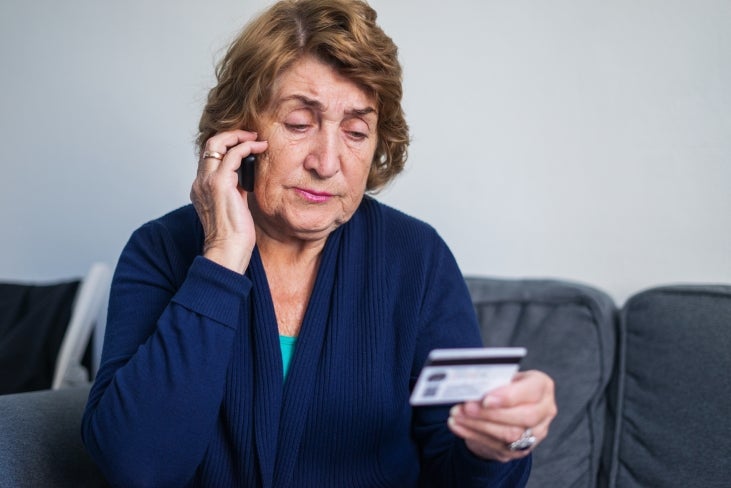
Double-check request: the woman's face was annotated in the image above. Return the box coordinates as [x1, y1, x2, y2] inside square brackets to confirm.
[250, 55, 378, 244]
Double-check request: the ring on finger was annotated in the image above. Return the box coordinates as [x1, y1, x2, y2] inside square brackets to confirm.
[202, 150, 225, 160]
[508, 428, 536, 452]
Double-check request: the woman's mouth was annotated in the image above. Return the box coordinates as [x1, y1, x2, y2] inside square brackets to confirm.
[295, 187, 334, 203]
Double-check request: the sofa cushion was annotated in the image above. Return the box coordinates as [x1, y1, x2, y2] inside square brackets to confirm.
[0, 385, 108, 487]
[0, 280, 80, 394]
[465, 277, 617, 488]
[605, 285, 731, 488]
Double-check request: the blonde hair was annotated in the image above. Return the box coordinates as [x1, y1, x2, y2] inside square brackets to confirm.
[197, 0, 409, 191]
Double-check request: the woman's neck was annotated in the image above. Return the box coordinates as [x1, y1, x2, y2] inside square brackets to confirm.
[256, 232, 326, 337]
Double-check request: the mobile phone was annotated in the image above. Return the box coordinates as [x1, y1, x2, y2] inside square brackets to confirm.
[409, 347, 526, 406]
[238, 154, 256, 192]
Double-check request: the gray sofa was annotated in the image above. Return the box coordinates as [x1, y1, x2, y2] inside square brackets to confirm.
[0, 385, 107, 488]
[466, 279, 731, 488]
[1, 279, 729, 488]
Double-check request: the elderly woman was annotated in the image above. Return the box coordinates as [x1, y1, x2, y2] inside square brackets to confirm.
[82, 0, 556, 486]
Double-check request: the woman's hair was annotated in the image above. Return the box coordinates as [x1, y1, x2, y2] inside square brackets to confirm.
[197, 0, 409, 191]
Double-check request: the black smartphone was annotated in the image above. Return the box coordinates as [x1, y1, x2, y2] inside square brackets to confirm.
[238, 154, 256, 192]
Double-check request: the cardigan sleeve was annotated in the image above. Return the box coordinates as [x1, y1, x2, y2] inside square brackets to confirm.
[410, 237, 531, 487]
[81, 219, 252, 488]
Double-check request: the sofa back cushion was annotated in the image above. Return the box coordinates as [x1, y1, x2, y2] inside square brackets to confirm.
[465, 277, 617, 488]
[605, 285, 731, 488]
[0, 280, 80, 394]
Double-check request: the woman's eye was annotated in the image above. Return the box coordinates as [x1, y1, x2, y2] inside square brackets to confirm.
[284, 123, 310, 132]
[344, 121, 370, 142]
[347, 131, 368, 141]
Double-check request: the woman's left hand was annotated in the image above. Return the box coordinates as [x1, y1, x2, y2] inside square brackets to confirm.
[447, 370, 557, 463]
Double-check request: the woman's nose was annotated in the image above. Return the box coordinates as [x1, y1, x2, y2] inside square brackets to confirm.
[304, 126, 341, 178]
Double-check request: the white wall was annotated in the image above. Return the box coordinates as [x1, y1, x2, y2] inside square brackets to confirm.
[1, 0, 729, 305]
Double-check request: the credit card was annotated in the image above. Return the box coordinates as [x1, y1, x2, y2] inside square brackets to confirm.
[409, 347, 526, 406]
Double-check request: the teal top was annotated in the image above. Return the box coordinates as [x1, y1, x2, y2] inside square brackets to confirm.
[279, 335, 297, 379]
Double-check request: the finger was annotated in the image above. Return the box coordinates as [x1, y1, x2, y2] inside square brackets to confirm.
[193, 140, 269, 206]
[456, 407, 556, 456]
[450, 406, 527, 445]
[450, 406, 546, 458]
[461, 399, 550, 431]
[203, 129, 259, 154]
[199, 130, 261, 174]
[447, 417, 527, 463]
[458, 396, 555, 442]
[199, 140, 268, 179]
[217, 140, 268, 174]
[482, 370, 555, 409]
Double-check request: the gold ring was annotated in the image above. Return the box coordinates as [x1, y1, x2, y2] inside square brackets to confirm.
[202, 151, 224, 160]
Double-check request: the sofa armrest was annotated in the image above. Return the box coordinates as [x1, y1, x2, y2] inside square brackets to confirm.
[0, 385, 108, 487]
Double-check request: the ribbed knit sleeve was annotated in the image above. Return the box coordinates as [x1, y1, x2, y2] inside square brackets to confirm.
[388, 207, 530, 487]
[81, 209, 252, 488]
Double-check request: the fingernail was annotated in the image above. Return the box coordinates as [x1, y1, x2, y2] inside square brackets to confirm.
[450, 405, 460, 417]
[482, 395, 501, 408]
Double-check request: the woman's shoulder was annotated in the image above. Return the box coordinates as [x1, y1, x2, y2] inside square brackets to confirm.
[356, 197, 468, 312]
[124, 204, 203, 268]
[134, 204, 202, 240]
[361, 196, 444, 245]
[356, 197, 454, 272]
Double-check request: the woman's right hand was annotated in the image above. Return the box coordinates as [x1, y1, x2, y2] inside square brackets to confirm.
[190, 130, 268, 273]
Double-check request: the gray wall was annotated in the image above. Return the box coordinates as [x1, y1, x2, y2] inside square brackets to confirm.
[1, 0, 729, 305]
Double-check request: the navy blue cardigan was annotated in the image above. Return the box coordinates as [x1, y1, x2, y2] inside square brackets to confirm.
[82, 197, 530, 487]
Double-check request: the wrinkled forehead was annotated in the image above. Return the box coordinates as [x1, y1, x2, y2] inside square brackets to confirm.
[268, 55, 378, 118]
